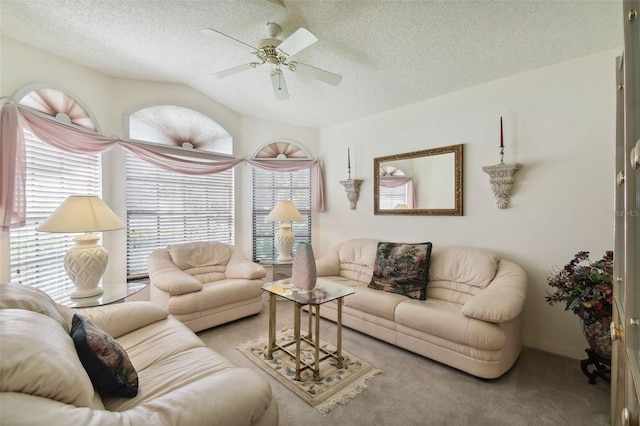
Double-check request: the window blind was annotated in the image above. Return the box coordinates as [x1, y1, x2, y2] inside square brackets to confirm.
[379, 184, 409, 209]
[10, 129, 101, 298]
[252, 167, 311, 263]
[125, 154, 234, 278]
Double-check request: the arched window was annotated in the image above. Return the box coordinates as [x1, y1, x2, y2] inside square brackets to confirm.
[10, 87, 101, 297]
[251, 141, 312, 263]
[125, 105, 234, 278]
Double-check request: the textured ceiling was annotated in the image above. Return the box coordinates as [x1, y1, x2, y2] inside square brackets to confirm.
[0, 0, 623, 129]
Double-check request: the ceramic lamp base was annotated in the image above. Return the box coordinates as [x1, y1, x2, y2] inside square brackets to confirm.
[64, 233, 107, 299]
[70, 286, 104, 299]
[274, 224, 295, 262]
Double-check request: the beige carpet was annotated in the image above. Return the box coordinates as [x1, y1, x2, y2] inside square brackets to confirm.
[238, 327, 380, 415]
[199, 300, 610, 426]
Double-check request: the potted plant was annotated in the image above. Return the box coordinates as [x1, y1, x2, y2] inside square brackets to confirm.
[545, 250, 614, 359]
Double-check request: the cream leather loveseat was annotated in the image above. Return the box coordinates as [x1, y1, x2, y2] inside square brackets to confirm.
[0, 284, 278, 425]
[314, 239, 527, 379]
[149, 241, 267, 332]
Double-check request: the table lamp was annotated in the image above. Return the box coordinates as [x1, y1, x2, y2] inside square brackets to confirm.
[37, 195, 125, 298]
[265, 200, 303, 262]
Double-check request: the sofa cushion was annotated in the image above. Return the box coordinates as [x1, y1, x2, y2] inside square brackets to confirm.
[71, 314, 139, 397]
[0, 283, 68, 330]
[368, 242, 432, 300]
[429, 246, 499, 288]
[337, 238, 378, 283]
[168, 241, 231, 270]
[395, 299, 506, 350]
[186, 265, 227, 283]
[344, 285, 407, 321]
[0, 309, 96, 407]
[167, 278, 263, 316]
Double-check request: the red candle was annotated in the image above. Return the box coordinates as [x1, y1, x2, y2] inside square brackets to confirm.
[348, 147, 351, 169]
[500, 117, 504, 148]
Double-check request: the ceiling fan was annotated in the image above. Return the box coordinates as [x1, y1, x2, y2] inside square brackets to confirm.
[201, 22, 342, 100]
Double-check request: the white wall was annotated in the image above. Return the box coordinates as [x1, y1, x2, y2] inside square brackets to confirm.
[1, 35, 620, 359]
[317, 49, 619, 358]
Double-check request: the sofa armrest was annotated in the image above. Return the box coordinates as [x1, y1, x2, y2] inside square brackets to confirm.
[225, 248, 266, 280]
[148, 249, 203, 295]
[74, 301, 169, 339]
[152, 269, 203, 295]
[315, 249, 341, 277]
[462, 259, 527, 323]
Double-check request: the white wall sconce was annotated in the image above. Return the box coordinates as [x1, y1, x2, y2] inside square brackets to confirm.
[482, 117, 522, 209]
[340, 147, 362, 209]
[340, 178, 363, 210]
[482, 163, 521, 209]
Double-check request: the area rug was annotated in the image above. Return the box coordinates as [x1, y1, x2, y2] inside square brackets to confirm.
[238, 327, 380, 415]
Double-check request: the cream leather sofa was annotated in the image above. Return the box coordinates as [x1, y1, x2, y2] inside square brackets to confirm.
[314, 239, 527, 379]
[0, 284, 278, 425]
[149, 241, 267, 332]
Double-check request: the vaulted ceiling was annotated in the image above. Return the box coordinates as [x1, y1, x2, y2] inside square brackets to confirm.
[0, 0, 623, 128]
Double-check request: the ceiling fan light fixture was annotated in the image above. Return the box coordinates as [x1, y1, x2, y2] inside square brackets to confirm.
[266, 22, 282, 38]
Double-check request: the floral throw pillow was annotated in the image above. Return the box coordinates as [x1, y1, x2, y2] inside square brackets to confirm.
[70, 314, 138, 397]
[368, 242, 432, 300]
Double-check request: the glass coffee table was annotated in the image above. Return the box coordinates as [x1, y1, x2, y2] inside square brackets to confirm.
[262, 278, 355, 381]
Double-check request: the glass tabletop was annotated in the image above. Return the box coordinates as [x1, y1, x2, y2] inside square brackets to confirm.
[57, 282, 147, 308]
[262, 277, 355, 305]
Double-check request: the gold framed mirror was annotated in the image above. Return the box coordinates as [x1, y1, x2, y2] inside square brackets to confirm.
[374, 144, 463, 215]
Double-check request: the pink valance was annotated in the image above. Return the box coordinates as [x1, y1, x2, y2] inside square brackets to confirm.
[0, 103, 325, 230]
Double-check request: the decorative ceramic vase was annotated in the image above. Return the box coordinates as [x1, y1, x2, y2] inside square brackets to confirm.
[581, 316, 612, 360]
[292, 242, 317, 292]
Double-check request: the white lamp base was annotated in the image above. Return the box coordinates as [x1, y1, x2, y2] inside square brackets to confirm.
[274, 224, 295, 262]
[64, 234, 107, 299]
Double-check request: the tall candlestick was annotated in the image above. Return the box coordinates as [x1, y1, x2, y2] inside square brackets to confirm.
[347, 147, 351, 180]
[499, 117, 504, 148]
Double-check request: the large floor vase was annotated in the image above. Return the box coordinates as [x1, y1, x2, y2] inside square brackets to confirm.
[292, 242, 317, 292]
[581, 316, 612, 360]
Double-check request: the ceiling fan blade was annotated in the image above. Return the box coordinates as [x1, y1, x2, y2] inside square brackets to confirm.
[276, 28, 318, 58]
[200, 28, 258, 53]
[270, 69, 289, 100]
[212, 63, 258, 80]
[290, 62, 342, 86]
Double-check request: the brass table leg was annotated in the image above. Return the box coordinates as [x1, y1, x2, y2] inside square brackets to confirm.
[294, 302, 302, 381]
[267, 293, 276, 360]
[314, 305, 321, 381]
[336, 297, 344, 368]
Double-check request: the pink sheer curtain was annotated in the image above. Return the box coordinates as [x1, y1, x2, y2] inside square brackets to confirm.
[0, 103, 325, 230]
[1, 104, 26, 230]
[379, 176, 416, 209]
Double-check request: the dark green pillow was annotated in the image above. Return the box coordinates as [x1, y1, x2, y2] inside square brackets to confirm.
[70, 314, 138, 397]
[368, 242, 432, 300]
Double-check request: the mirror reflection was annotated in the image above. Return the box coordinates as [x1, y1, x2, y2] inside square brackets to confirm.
[374, 144, 463, 216]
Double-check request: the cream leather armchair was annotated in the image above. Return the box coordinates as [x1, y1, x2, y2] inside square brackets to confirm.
[148, 241, 267, 332]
